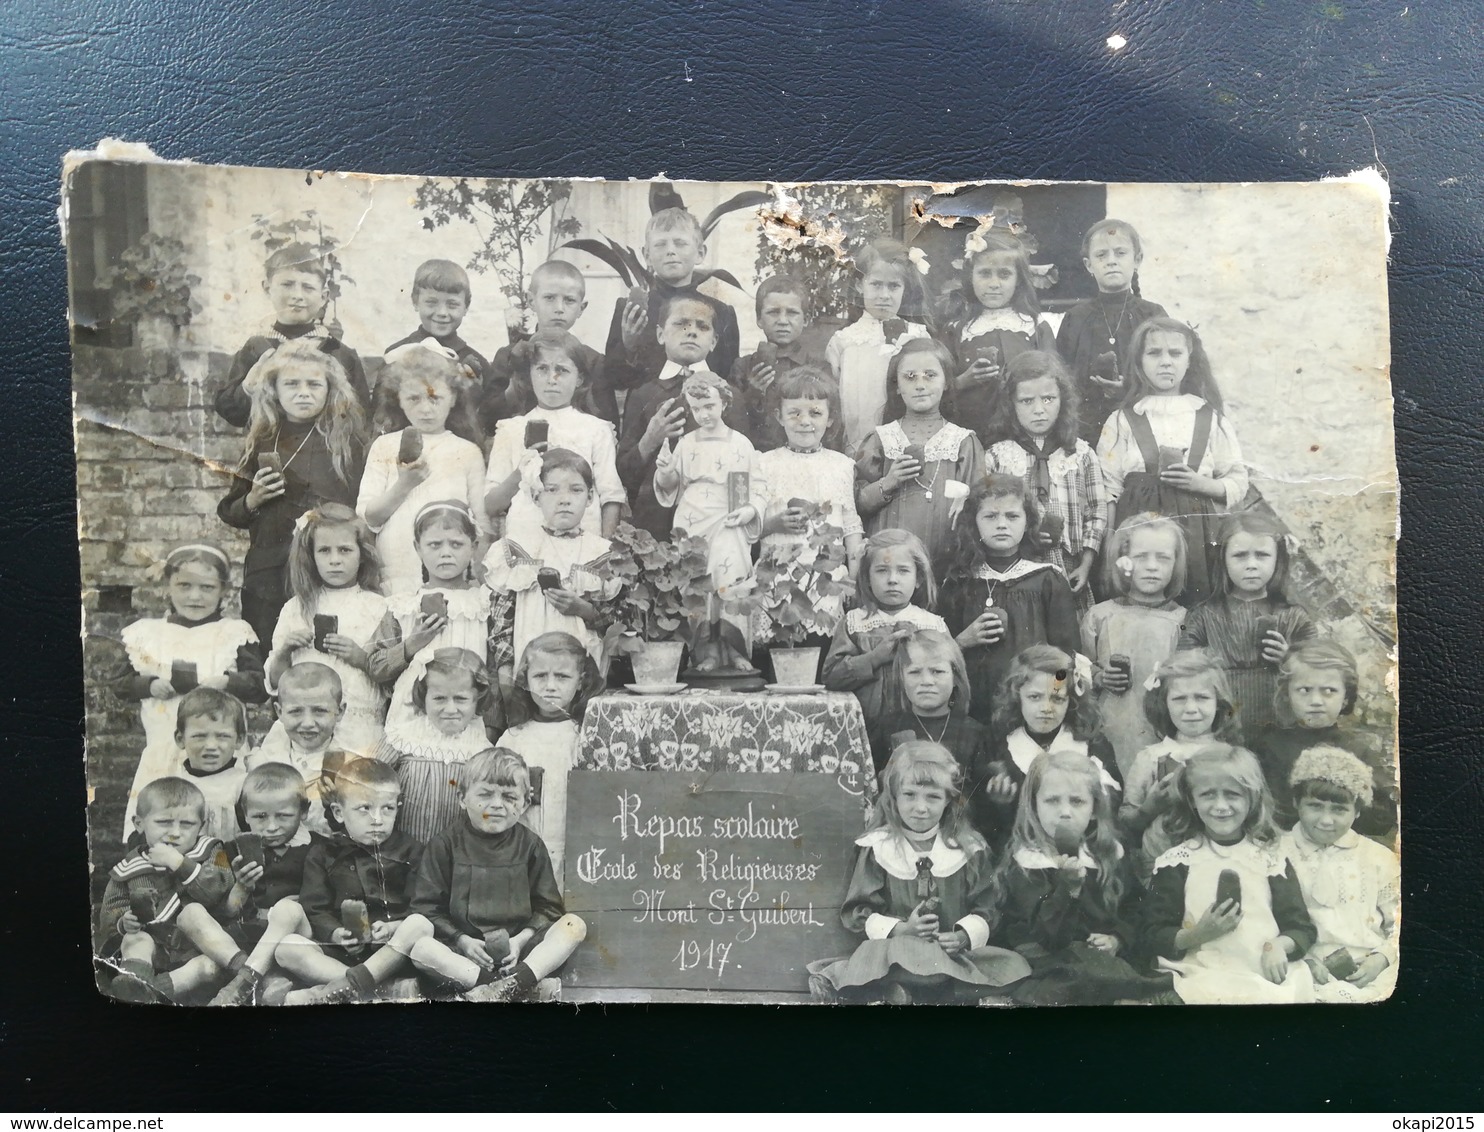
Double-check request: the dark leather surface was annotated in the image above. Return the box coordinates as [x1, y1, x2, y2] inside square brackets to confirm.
[4, 0, 1480, 1110]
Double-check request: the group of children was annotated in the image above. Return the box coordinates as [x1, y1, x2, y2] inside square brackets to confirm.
[93, 200, 1397, 1007]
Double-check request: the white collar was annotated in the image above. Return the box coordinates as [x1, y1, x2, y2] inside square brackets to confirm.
[855, 827, 968, 879]
[1005, 728, 1121, 793]
[383, 713, 491, 758]
[524, 404, 576, 421]
[1291, 825, 1360, 854]
[1133, 393, 1206, 415]
[658, 360, 701, 382]
[974, 558, 1055, 584]
[1013, 843, 1108, 871]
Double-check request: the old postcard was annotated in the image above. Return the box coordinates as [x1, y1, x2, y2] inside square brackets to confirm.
[67, 155, 1397, 1006]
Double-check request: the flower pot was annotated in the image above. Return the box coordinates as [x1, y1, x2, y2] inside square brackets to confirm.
[770, 646, 822, 688]
[631, 640, 685, 686]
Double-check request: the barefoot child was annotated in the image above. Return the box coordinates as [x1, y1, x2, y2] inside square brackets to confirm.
[1140, 744, 1317, 1004]
[408, 749, 588, 1001]
[1280, 745, 1399, 1003]
[808, 742, 1030, 1004]
[107, 541, 265, 836]
[95, 777, 235, 1003]
[273, 758, 434, 1004]
[992, 751, 1171, 1005]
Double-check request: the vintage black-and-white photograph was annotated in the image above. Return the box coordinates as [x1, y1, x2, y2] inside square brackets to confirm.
[69, 157, 1397, 1007]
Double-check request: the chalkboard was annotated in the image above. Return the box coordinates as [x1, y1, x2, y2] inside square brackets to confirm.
[562, 771, 865, 992]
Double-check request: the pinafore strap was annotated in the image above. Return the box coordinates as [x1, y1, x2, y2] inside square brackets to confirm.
[1126, 404, 1215, 473]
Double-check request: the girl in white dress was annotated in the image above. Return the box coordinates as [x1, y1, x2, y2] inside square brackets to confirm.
[110, 543, 265, 836]
[358, 340, 490, 596]
[1141, 744, 1317, 1004]
[368, 500, 491, 731]
[266, 505, 388, 757]
[485, 449, 619, 680]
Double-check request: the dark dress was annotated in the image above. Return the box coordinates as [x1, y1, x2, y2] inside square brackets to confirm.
[1178, 595, 1318, 734]
[994, 849, 1172, 1004]
[969, 725, 1123, 851]
[867, 708, 994, 778]
[938, 559, 1081, 727]
[217, 420, 367, 653]
[1055, 292, 1168, 443]
[942, 312, 1059, 443]
[1107, 402, 1223, 607]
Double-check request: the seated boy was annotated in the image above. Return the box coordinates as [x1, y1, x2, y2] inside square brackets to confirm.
[1279, 745, 1400, 1004]
[479, 260, 610, 430]
[200, 763, 324, 1005]
[408, 749, 586, 1002]
[728, 274, 830, 450]
[615, 293, 744, 537]
[94, 777, 235, 1003]
[247, 661, 349, 836]
[386, 257, 490, 387]
[603, 207, 740, 402]
[173, 686, 249, 841]
[272, 757, 432, 1004]
[214, 242, 369, 427]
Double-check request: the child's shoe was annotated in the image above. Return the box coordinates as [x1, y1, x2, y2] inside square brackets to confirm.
[379, 977, 421, 1002]
[108, 959, 167, 1004]
[258, 974, 294, 1007]
[209, 966, 263, 1007]
[882, 982, 914, 1006]
[462, 975, 526, 1004]
[808, 973, 838, 1004]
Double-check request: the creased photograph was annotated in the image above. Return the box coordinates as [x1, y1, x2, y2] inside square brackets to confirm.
[67, 155, 1397, 1007]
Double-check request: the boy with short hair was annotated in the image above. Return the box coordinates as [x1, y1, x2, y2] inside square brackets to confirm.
[408, 749, 586, 1002]
[247, 661, 348, 836]
[615, 293, 743, 537]
[1280, 745, 1400, 1003]
[603, 207, 740, 401]
[198, 763, 324, 1005]
[272, 758, 433, 1003]
[214, 243, 369, 427]
[728, 274, 827, 449]
[479, 260, 610, 429]
[385, 258, 490, 384]
[173, 687, 249, 841]
[95, 777, 235, 1003]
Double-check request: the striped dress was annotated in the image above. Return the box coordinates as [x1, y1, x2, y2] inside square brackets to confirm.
[373, 714, 493, 843]
[1178, 595, 1317, 735]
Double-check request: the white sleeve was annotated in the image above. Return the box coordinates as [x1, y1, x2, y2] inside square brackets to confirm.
[1095, 412, 1133, 502]
[864, 912, 901, 941]
[588, 417, 627, 508]
[355, 435, 397, 531]
[486, 419, 520, 489]
[1205, 413, 1248, 509]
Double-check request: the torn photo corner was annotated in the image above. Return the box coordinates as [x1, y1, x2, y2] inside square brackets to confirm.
[68, 154, 1397, 1007]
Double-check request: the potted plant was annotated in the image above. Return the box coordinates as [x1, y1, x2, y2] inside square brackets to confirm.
[600, 522, 715, 687]
[100, 232, 202, 349]
[724, 505, 852, 687]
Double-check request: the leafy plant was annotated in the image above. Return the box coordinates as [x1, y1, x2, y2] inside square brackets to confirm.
[752, 183, 897, 322]
[600, 522, 716, 653]
[100, 232, 202, 333]
[562, 183, 771, 295]
[723, 504, 851, 646]
[248, 211, 354, 327]
[414, 178, 582, 317]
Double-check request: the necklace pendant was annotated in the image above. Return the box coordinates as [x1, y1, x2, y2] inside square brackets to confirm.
[924, 490, 933, 500]
[1108, 335, 1117, 346]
